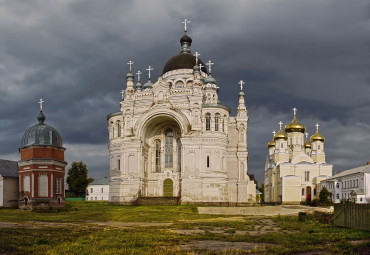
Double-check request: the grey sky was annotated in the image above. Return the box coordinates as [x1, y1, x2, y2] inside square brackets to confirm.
[0, 0, 369, 185]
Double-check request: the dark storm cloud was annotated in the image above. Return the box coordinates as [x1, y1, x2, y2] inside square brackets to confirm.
[0, 0, 369, 183]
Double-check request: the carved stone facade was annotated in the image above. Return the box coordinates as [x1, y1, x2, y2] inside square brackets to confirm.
[107, 32, 256, 205]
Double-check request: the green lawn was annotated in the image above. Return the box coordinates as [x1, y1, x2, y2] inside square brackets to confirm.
[0, 202, 368, 254]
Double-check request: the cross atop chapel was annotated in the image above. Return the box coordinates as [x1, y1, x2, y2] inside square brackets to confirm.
[182, 19, 191, 32]
[136, 71, 142, 81]
[305, 132, 309, 139]
[315, 123, 319, 131]
[206, 60, 214, 74]
[278, 121, 283, 130]
[146, 66, 153, 79]
[272, 131, 276, 136]
[194, 52, 200, 65]
[38, 99, 44, 111]
[293, 107, 297, 116]
[127, 60, 134, 72]
[239, 80, 245, 91]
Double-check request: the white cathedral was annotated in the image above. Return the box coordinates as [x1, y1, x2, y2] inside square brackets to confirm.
[264, 109, 333, 204]
[107, 22, 256, 205]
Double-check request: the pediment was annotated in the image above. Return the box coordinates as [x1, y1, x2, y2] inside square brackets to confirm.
[291, 153, 314, 164]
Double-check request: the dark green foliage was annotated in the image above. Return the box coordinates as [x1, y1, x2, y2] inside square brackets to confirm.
[66, 161, 94, 197]
[319, 187, 332, 205]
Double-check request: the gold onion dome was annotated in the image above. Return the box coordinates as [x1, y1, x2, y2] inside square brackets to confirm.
[274, 129, 288, 141]
[304, 139, 311, 148]
[267, 138, 275, 148]
[285, 116, 306, 133]
[310, 130, 325, 142]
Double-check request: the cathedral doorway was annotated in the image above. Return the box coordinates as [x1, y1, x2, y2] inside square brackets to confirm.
[140, 113, 184, 197]
[163, 179, 173, 197]
[306, 186, 312, 202]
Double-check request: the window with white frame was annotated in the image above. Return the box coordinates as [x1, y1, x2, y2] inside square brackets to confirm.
[56, 177, 62, 194]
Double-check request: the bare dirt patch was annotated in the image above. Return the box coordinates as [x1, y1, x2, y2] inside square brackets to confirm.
[87, 221, 172, 229]
[177, 240, 271, 252]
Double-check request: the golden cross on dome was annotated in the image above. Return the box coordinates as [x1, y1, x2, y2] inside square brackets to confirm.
[239, 80, 245, 91]
[206, 60, 214, 74]
[315, 123, 319, 131]
[136, 71, 142, 81]
[146, 66, 153, 79]
[38, 98, 44, 111]
[293, 107, 297, 116]
[278, 121, 283, 130]
[121, 90, 125, 100]
[194, 52, 200, 65]
[127, 60, 134, 72]
[182, 19, 191, 32]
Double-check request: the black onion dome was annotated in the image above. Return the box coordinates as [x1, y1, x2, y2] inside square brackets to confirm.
[162, 54, 208, 74]
[180, 34, 192, 44]
[162, 33, 208, 74]
[21, 111, 63, 148]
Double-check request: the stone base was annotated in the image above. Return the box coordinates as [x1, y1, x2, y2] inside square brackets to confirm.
[19, 198, 65, 210]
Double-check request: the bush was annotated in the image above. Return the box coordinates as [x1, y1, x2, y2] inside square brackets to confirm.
[310, 199, 319, 207]
[319, 187, 332, 205]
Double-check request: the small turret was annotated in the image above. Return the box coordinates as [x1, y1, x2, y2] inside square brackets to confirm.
[310, 123, 326, 163]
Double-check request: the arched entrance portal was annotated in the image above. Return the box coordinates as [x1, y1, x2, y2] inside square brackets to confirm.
[163, 179, 174, 197]
[306, 186, 312, 202]
[139, 114, 183, 197]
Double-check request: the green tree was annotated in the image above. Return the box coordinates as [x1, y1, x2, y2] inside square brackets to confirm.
[66, 161, 94, 197]
[257, 183, 264, 203]
[319, 187, 331, 205]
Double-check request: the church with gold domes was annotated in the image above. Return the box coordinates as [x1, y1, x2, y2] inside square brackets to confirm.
[264, 108, 332, 204]
[107, 22, 256, 205]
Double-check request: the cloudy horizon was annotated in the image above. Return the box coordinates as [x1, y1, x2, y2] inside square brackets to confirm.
[0, 0, 369, 185]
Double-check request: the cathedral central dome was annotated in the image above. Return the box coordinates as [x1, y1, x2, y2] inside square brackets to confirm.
[162, 33, 208, 74]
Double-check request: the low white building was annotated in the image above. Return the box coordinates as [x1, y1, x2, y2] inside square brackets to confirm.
[0, 159, 19, 208]
[86, 178, 110, 201]
[320, 163, 370, 203]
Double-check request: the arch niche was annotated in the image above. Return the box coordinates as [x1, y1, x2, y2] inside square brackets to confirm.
[135, 110, 189, 197]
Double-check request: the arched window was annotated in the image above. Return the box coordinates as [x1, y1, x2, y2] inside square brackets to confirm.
[215, 114, 220, 131]
[165, 129, 173, 168]
[155, 140, 161, 172]
[117, 121, 121, 137]
[205, 114, 211, 131]
[177, 139, 181, 171]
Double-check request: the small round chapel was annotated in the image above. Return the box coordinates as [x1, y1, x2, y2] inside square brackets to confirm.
[18, 101, 67, 209]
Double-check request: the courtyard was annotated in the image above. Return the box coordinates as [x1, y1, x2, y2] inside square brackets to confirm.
[0, 202, 369, 254]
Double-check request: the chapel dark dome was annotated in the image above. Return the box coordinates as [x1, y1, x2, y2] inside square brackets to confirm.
[163, 54, 207, 74]
[20, 111, 63, 149]
[162, 33, 208, 74]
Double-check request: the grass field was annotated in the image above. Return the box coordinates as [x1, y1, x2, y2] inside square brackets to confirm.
[0, 202, 369, 254]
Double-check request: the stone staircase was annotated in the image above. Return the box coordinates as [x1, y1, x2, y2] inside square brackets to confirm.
[134, 197, 180, 205]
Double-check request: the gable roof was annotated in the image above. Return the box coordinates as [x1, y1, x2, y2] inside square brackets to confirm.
[333, 165, 370, 178]
[0, 159, 19, 178]
[89, 177, 109, 185]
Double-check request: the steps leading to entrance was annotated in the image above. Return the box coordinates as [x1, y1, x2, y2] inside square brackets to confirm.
[134, 197, 180, 206]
